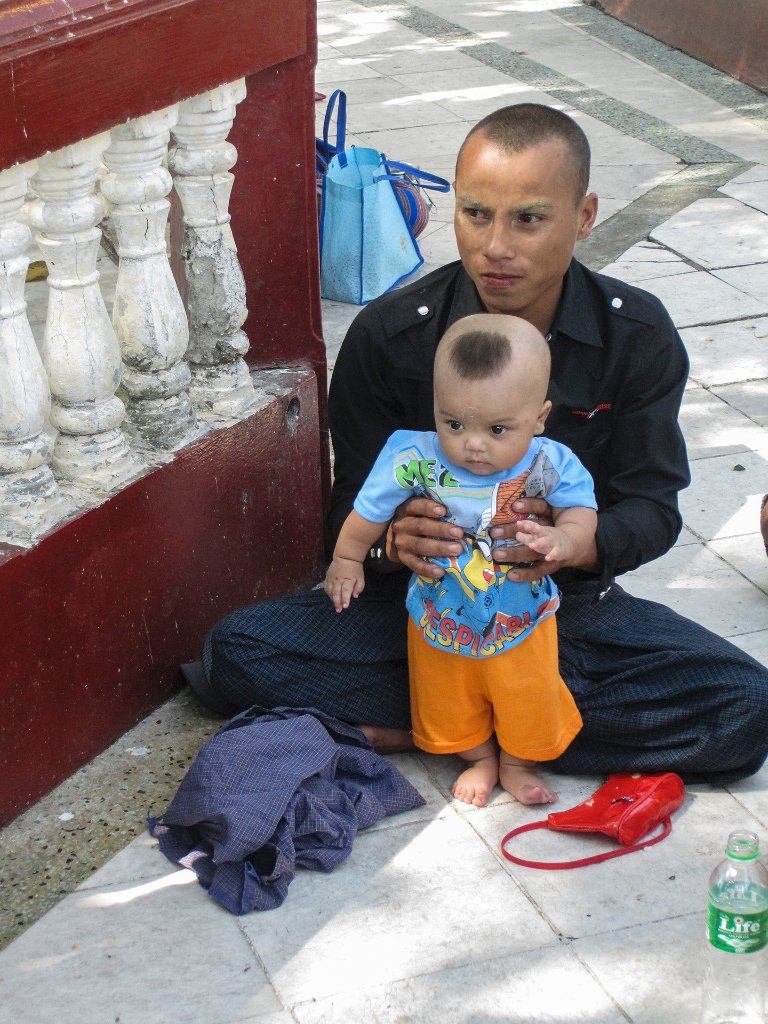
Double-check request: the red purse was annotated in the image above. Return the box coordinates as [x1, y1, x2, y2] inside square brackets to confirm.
[501, 772, 685, 870]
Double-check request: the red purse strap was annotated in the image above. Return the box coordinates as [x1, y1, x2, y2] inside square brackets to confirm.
[500, 817, 673, 870]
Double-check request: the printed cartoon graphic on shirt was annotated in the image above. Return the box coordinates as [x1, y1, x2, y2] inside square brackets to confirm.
[353, 430, 596, 659]
[394, 454, 459, 491]
[475, 471, 534, 559]
[412, 452, 561, 657]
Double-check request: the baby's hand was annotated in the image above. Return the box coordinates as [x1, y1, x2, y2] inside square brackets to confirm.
[324, 557, 366, 612]
[513, 520, 575, 563]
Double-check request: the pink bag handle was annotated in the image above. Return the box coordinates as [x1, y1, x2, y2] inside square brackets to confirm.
[500, 817, 673, 870]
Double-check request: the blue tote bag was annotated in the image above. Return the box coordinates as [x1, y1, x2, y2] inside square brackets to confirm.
[316, 90, 449, 239]
[319, 146, 424, 305]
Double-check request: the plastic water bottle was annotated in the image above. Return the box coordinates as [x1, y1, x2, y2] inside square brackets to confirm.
[700, 830, 768, 1024]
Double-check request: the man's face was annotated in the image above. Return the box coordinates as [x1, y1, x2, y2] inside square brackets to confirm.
[453, 134, 598, 332]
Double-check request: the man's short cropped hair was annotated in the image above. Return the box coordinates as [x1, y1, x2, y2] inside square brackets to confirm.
[459, 103, 591, 199]
[447, 330, 512, 381]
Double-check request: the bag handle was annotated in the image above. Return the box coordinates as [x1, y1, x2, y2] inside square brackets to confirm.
[375, 158, 451, 193]
[500, 817, 673, 870]
[322, 89, 347, 153]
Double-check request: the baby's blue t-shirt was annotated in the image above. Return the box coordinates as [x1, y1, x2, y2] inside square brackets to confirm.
[354, 430, 597, 658]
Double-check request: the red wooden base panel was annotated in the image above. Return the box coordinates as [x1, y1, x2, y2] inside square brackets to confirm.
[0, 368, 325, 827]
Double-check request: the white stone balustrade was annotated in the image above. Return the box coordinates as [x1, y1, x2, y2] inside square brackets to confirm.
[1, 78, 256, 547]
[0, 162, 73, 544]
[168, 79, 257, 419]
[101, 106, 197, 449]
[27, 135, 144, 491]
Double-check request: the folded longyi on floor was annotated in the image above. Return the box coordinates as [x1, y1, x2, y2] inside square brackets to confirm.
[148, 706, 425, 913]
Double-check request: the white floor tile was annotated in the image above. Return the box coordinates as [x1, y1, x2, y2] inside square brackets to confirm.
[710, 379, 768, 428]
[600, 243, 694, 284]
[293, 944, 629, 1024]
[679, 386, 768, 460]
[363, 752, 452, 831]
[340, 41, 480, 73]
[680, 449, 768, 540]
[356, 121, 475, 165]
[709, 532, 768, 594]
[651, 198, 768, 270]
[414, 83, 558, 125]
[416, 221, 460, 266]
[315, 57, 386, 85]
[344, 98, 464, 135]
[579, 116, 683, 171]
[726, 761, 768, 824]
[622, 542, 768, 638]
[315, 73, 411, 102]
[636, 269, 768, 328]
[365, 43, 486, 76]
[714, 261, 768, 307]
[723, 164, 768, 185]
[237, 813, 558, 1005]
[719, 177, 768, 215]
[594, 165, 682, 206]
[681, 317, 768, 387]
[389, 63, 522, 94]
[0, 877, 276, 1024]
[322, 24, 429, 60]
[574, 914, 706, 1024]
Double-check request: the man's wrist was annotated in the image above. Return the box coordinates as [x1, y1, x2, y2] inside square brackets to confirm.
[366, 526, 400, 573]
[368, 543, 387, 565]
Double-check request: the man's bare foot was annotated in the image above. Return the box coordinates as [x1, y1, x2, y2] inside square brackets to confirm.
[452, 754, 499, 807]
[356, 725, 414, 754]
[499, 754, 557, 805]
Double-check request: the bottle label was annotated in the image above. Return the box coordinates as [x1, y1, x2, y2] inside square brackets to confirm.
[707, 904, 768, 953]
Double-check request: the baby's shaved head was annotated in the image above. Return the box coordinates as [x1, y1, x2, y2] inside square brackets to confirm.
[436, 314, 550, 403]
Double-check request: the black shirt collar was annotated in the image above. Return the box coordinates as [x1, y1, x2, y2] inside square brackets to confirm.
[551, 259, 603, 349]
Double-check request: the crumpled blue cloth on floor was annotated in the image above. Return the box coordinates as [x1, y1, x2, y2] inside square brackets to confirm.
[148, 706, 425, 913]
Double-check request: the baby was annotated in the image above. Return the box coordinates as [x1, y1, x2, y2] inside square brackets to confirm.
[325, 313, 597, 807]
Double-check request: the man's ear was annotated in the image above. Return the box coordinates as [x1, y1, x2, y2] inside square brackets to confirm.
[535, 399, 553, 434]
[577, 192, 599, 240]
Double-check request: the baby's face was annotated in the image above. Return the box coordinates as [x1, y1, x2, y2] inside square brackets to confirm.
[434, 362, 550, 476]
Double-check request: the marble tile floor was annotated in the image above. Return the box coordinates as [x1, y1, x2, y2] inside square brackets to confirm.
[2, 2, 768, 1022]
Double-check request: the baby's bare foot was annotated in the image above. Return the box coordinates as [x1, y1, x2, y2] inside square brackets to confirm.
[499, 757, 557, 805]
[452, 755, 499, 807]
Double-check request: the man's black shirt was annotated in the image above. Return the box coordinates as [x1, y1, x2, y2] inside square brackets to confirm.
[328, 258, 690, 587]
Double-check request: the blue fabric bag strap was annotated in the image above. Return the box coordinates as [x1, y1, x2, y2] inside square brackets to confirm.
[375, 158, 450, 193]
[322, 88, 347, 153]
[316, 89, 347, 177]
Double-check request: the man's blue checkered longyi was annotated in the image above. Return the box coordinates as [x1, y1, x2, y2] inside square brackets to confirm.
[204, 576, 768, 786]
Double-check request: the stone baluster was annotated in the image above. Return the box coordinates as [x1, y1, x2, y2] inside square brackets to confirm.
[0, 162, 73, 544]
[27, 135, 143, 491]
[101, 106, 197, 449]
[168, 79, 256, 419]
